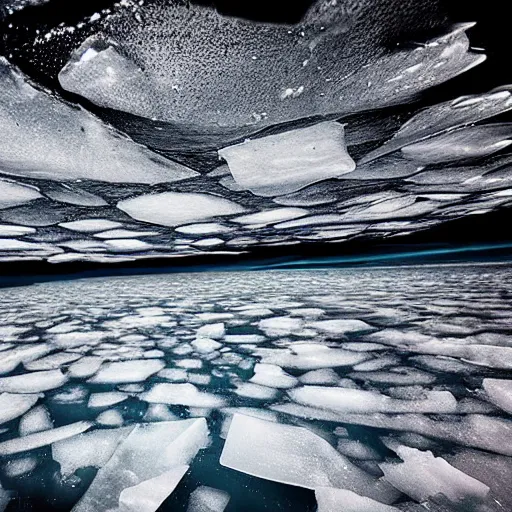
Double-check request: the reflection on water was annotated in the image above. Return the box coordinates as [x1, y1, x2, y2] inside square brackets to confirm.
[0, 264, 511, 511]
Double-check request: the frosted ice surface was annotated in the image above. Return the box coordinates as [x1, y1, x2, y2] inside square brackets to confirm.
[0, 393, 39, 425]
[3, 456, 38, 478]
[175, 223, 232, 235]
[0, 59, 197, 185]
[196, 323, 225, 340]
[219, 123, 355, 196]
[73, 419, 209, 512]
[88, 359, 165, 384]
[186, 486, 231, 512]
[59, 219, 123, 233]
[231, 208, 308, 226]
[379, 445, 490, 504]
[249, 364, 299, 389]
[289, 386, 457, 414]
[88, 392, 128, 408]
[233, 382, 278, 400]
[19, 405, 53, 436]
[24, 352, 81, 371]
[68, 356, 103, 378]
[44, 185, 108, 207]
[315, 488, 399, 512]
[118, 192, 245, 227]
[224, 334, 266, 344]
[0, 369, 68, 393]
[310, 319, 373, 335]
[220, 414, 399, 503]
[258, 316, 304, 336]
[482, 378, 512, 414]
[142, 383, 226, 407]
[192, 338, 222, 354]
[0, 179, 41, 209]
[0, 421, 92, 456]
[52, 427, 133, 477]
[0, 344, 53, 374]
[299, 369, 341, 385]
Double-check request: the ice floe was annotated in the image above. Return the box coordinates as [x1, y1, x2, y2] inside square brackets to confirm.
[142, 383, 226, 407]
[88, 359, 165, 384]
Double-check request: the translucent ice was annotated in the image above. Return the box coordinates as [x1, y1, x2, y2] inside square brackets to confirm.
[219, 123, 355, 196]
[186, 486, 231, 512]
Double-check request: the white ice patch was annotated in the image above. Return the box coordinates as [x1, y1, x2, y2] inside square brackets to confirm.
[482, 378, 512, 414]
[118, 192, 245, 227]
[249, 364, 298, 389]
[310, 319, 373, 335]
[186, 486, 231, 512]
[88, 392, 128, 408]
[220, 414, 399, 504]
[0, 369, 68, 393]
[196, 323, 225, 340]
[59, 219, 122, 233]
[88, 359, 165, 384]
[0, 393, 39, 426]
[218, 123, 356, 197]
[142, 383, 226, 407]
[315, 488, 399, 512]
[231, 208, 308, 226]
[73, 419, 209, 512]
[0, 179, 41, 209]
[19, 405, 53, 436]
[258, 316, 304, 337]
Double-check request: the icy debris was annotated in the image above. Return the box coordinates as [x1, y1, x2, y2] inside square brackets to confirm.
[299, 369, 341, 385]
[73, 419, 209, 512]
[0, 58, 197, 184]
[315, 488, 399, 512]
[0, 421, 92, 456]
[310, 319, 373, 335]
[220, 414, 399, 504]
[24, 352, 81, 371]
[192, 338, 222, 353]
[0, 369, 68, 393]
[379, 445, 490, 505]
[88, 392, 128, 408]
[0, 179, 42, 209]
[482, 378, 512, 414]
[253, 344, 371, 370]
[142, 383, 226, 407]
[60, 219, 122, 233]
[52, 427, 133, 477]
[361, 88, 512, 164]
[88, 359, 165, 384]
[219, 123, 355, 196]
[97, 409, 124, 427]
[233, 382, 278, 400]
[232, 208, 308, 226]
[118, 192, 245, 227]
[19, 405, 52, 436]
[186, 486, 231, 512]
[401, 124, 512, 164]
[249, 364, 298, 389]
[0, 393, 39, 425]
[68, 356, 103, 378]
[197, 323, 225, 340]
[289, 387, 457, 414]
[258, 316, 304, 336]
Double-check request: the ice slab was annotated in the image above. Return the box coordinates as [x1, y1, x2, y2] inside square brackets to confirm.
[60, 219, 122, 233]
[24, 352, 81, 371]
[0, 179, 41, 209]
[0, 344, 52, 374]
[219, 122, 355, 196]
[142, 383, 226, 407]
[68, 356, 104, 378]
[19, 405, 52, 436]
[88, 392, 128, 408]
[220, 414, 399, 504]
[249, 363, 299, 389]
[88, 359, 165, 384]
[299, 369, 341, 385]
[0, 369, 68, 393]
[289, 386, 457, 414]
[0, 58, 197, 184]
[44, 184, 108, 207]
[197, 323, 225, 340]
[258, 316, 304, 336]
[53, 427, 133, 477]
[232, 208, 308, 226]
[192, 338, 222, 353]
[233, 382, 278, 400]
[186, 486, 231, 512]
[0, 393, 39, 425]
[379, 445, 490, 504]
[0, 421, 92, 456]
[118, 192, 245, 227]
[482, 378, 512, 414]
[315, 488, 399, 512]
[310, 319, 373, 335]
[72, 418, 209, 512]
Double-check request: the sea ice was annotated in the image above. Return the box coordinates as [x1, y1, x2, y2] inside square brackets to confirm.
[88, 392, 128, 408]
[24, 352, 81, 371]
[315, 488, 399, 512]
[0, 179, 42, 209]
[379, 445, 490, 504]
[68, 356, 104, 378]
[233, 382, 278, 400]
[88, 359, 165, 384]
[72, 419, 209, 512]
[0, 393, 39, 426]
[310, 319, 373, 335]
[482, 378, 512, 414]
[118, 192, 245, 227]
[0, 344, 53, 374]
[220, 414, 399, 504]
[59, 219, 123, 233]
[249, 364, 298, 389]
[299, 369, 341, 385]
[186, 486, 231, 512]
[96, 409, 124, 427]
[258, 316, 304, 336]
[192, 338, 222, 353]
[19, 405, 52, 436]
[142, 383, 226, 407]
[196, 323, 225, 340]
[0, 369, 68, 393]
[231, 208, 308, 226]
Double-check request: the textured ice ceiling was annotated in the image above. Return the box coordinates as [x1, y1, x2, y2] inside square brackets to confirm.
[0, 0, 511, 264]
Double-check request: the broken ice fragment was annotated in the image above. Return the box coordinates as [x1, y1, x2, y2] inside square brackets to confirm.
[219, 123, 355, 197]
[315, 488, 399, 512]
[249, 364, 298, 389]
[88, 359, 165, 384]
[220, 414, 399, 504]
[482, 378, 512, 414]
[186, 486, 231, 512]
[0, 179, 42, 209]
[19, 405, 52, 436]
[88, 392, 128, 408]
[0, 393, 39, 426]
[118, 192, 245, 227]
[310, 319, 373, 335]
[0, 369, 68, 393]
[142, 383, 226, 407]
[231, 208, 308, 226]
[72, 419, 209, 512]
[379, 445, 490, 505]
[60, 219, 122, 233]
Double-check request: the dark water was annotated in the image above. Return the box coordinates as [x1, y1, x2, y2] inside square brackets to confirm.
[0, 264, 511, 511]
